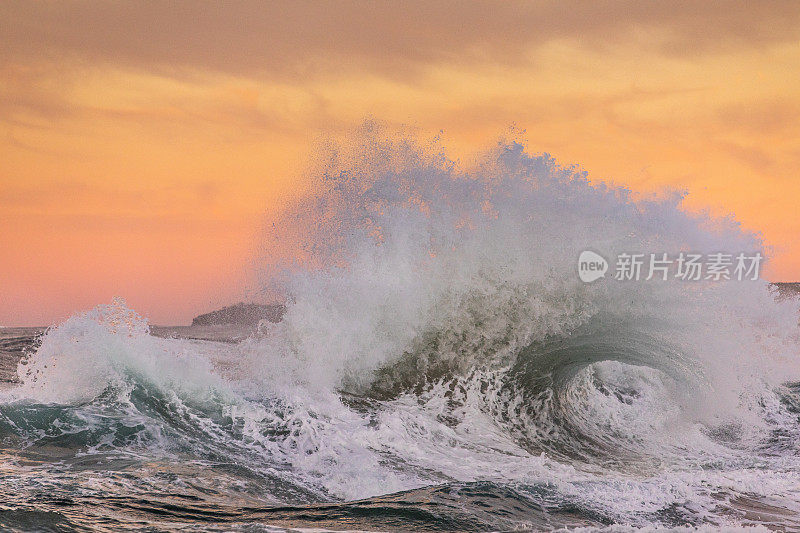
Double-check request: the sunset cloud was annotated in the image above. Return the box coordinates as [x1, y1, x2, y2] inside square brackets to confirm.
[3, 2, 800, 80]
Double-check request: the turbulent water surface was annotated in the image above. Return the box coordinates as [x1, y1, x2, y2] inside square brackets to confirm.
[2, 130, 800, 532]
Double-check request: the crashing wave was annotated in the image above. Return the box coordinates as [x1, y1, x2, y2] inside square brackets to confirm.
[3, 124, 800, 529]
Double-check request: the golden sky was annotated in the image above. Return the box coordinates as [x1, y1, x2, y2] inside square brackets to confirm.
[1, 1, 799, 326]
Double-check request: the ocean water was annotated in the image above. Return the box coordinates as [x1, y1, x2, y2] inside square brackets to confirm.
[2, 128, 800, 532]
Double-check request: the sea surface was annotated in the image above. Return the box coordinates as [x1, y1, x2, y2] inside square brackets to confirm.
[2, 135, 800, 532]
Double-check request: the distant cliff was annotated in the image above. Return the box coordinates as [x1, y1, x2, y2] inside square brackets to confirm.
[191, 303, 285, 327]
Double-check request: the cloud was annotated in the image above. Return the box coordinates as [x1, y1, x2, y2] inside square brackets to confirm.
[2, 1, 798, 82]
[3, 1, 798, 128]
[717, 100, 800, 136]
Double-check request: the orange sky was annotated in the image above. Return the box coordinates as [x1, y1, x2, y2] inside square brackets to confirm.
[1, 1, 799, 326]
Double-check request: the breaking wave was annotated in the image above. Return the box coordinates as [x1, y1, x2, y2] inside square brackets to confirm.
[2, 123, 800, 531]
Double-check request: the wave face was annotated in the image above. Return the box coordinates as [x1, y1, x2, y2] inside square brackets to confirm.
[2, 125, 800, 531]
